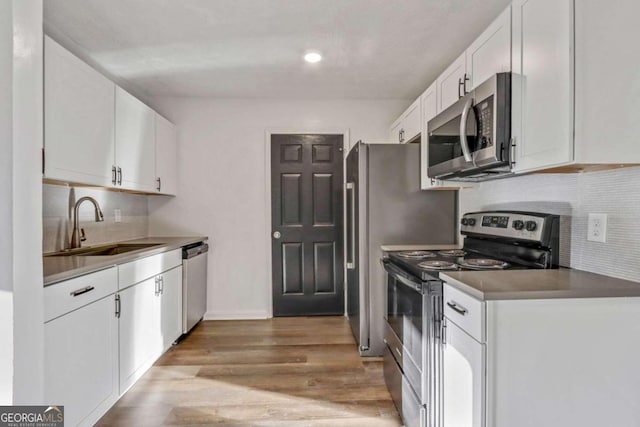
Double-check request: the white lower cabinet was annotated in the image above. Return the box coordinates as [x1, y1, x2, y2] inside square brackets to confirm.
[442, 282, 640, 427]
[118, 276, 163, 393]
[44, 253, 185, 425]
[119, 265, 183, 393]
[160, 266, 184, 350]
[44, 294, 119, 427]
[442, 319, 485, 427]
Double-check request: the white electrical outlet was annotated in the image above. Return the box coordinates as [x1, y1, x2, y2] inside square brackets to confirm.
[114, 209, 122, 223]
[587, 213, 607, 243]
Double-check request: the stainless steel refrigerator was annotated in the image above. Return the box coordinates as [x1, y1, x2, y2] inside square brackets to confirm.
[345, 141, 457, 356]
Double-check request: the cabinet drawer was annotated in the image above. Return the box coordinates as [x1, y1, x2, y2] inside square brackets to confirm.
[44, 267, 118, 322]
[118, 249, 181, 289]
[443, 283, 485, 342]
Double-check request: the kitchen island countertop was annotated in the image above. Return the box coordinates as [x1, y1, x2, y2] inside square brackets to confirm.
[441, 268, 640, 301]
[43, 236, 207, 286]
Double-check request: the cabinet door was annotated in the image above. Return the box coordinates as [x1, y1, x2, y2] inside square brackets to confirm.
[115, 87, 156, 192]
[118, 277, 162, 393]
[466, 6, 512, 90]
[155, 113, 178, 195]
[443, 319, 485, 427]
[389, 119, 402, 143]
[436, 53, 466, 112]
[511, 0, 574, 173]
[44, 36, 115, 187]
[420, 83, 439, 189]
[401, 98, 421, 143]
[160, 266, 183, 350]
[44, 295, 119, 427]
[574, 0, 640, 164]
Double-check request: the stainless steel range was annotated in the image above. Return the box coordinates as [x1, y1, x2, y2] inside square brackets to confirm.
[381, 211, 560, 427]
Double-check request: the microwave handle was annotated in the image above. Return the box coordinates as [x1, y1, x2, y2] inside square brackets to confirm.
[459, 96, 475, 164]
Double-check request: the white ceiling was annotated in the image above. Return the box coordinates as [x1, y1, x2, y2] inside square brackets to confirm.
[44, 0, 512, 99]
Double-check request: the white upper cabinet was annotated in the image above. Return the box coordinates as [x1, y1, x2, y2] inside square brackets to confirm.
[511, 0, 574, 173]
[44, 36, 115, 187]
[115, 87, 157, 192]
[466, 6, 512, 90]
[574, 0, 640, 166]
[388, 119, 403, 144]
[420, 82, 439, 189]
[155, 113, 178, 195]
[44, 36, 178, 194]
[389, 98, 421, 144]
[436, 53, 467, 112]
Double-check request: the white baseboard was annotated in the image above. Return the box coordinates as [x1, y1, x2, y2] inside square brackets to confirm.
[203, 310, 271, 320]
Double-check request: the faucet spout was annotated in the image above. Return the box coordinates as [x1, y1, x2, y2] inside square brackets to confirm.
[70, 196, 105, 249]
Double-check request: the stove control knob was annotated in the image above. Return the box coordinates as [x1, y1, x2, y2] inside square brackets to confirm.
[512, 220, 525, 230]
[461, 218, 469, 226]
[467, 218, 476, 226]
[525, 221, 538, 232]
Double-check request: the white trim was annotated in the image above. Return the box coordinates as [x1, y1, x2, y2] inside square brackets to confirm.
[264, 128, 350, 319]
[203, 310, 270, 321]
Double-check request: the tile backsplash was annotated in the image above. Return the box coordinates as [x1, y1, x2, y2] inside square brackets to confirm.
[459, 167, 640, 283]
[43, 184, 149, 253]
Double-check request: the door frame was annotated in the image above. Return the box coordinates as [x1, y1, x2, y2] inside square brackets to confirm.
[264, 128, 350, 318]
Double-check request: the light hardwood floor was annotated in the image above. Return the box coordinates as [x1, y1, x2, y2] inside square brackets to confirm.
[97, 316, 402, 426]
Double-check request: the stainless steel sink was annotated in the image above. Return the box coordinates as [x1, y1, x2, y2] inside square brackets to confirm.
[45, 243, 162, 257]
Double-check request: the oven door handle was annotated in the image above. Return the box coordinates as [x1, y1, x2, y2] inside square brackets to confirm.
[459, 96, 475, 165]
[381, 259, 423, 293]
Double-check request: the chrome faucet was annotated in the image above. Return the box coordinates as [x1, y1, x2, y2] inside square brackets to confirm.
[70, 197, 104, 249]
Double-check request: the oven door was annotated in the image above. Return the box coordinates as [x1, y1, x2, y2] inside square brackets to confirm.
[382, 260, 425, 401]
[427, 73, 511, 180]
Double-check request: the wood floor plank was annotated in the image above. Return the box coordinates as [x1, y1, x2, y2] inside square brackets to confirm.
[98, 316, 401, 426]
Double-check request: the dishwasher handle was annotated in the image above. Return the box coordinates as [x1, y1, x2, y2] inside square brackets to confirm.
[183, 242, 209, 259]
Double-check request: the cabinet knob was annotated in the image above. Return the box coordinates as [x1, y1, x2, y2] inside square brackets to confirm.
[273, 231, 281, 239]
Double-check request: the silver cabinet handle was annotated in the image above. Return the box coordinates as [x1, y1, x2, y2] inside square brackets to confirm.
[70, 285, 94, 297]
[458, 77, 464, 98]
[447, 301, 468, 316]
[346, 182, 356, 270]
[115, 294, 121, 318]
[273, 231, 281, 239]
[117, 167, 122, 185]
[156, 177, 161, 192]
[463, 73, 470, 94]
[154, 276, 160, 296]
[509, 137, 516, 167]
[112, 166, 117, 185]
[459, 96, 475, 164]
[160, 276, 164, 295]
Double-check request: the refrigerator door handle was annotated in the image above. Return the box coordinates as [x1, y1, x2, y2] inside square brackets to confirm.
[346, 182, 356, 270]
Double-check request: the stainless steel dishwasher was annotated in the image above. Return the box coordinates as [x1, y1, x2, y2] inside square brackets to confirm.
[182, 241, 208, 334]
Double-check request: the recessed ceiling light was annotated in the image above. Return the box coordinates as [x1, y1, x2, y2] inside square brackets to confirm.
[304, 52, 322, 63]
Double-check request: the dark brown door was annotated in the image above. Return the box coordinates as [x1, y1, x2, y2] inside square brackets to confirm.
[271, 134, 344, 316]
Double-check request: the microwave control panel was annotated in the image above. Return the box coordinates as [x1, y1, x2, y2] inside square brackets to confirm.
[475, 95, 494, 149]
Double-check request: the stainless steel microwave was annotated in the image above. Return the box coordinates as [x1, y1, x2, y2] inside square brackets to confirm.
[427, 73, 512, 181]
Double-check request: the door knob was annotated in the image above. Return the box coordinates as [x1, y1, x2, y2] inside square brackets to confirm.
[273, 231, 281, 239]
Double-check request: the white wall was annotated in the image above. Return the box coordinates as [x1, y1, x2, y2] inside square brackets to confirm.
[0, 0, 15, 404]
[0, 0, 44, 404]
[148, 97, 408, 319]
[460, 167, 640, 283]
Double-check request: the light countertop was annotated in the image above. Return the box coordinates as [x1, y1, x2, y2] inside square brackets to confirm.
[441, 268, 640, 301]
[43, 236, 207, 286]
